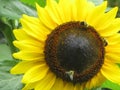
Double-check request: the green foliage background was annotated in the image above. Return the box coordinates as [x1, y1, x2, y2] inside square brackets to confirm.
[0, 0, 120, 90]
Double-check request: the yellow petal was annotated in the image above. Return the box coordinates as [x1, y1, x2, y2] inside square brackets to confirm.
[106, 45, 120, 54]
[13, 41, 44, 52]
[35, 71, 56, 90]
[57, 0, 77, 21]
[95, 7, 118, 32]
[86, 1, 107, 26]
[68, 0, 77, 21]
[105, 33, 120, 45]
[13, 29, 45, 43]
[76, 0, 94, 21]
[101, 59, 120, 84]
[85, 72, 106, 89]
[13, 51, 44, 61]
[64, 83, 74, 90]
[74, 84, 84, 90]
[99, 18, 120, 37]
[36, 3, 57, 29]
[105, 53, 120, 63]
[10, 61, 43, 74]
[13, 40, 44, 51]
[22, 82, 37, 90]
[45, 0, 62, 25]
[20, 18, 48, 41]
[13, 29, 33, 41]
[58, 0, 73, 22]
[21, 14, 40, 25]
[13, 40, 43, 51]
[51, 78, 64, 90]
[22, 14, 51, 34]
[22, 64, 49, 83]
[21, 15, 49, 34]
[94, 7, 118, 31]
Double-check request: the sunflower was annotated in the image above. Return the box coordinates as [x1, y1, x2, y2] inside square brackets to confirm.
[11, 0, 120, 90]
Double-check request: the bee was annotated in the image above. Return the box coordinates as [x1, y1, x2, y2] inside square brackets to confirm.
[65, 70, 74, 81]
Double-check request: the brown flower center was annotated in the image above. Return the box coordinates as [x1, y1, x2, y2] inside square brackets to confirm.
[44, 21, 105, 83]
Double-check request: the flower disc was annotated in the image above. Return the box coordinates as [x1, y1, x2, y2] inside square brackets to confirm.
[45, 21, 105, 83]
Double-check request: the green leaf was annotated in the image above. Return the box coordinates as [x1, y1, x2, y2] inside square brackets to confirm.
[21, 0, 46, 7]
[0, 0, 37, 19]
[0, 44, 23, 90]
[101, 80, 120, 90]
[0, 60, 23, 90]
[0, 44, 13, 61]
[0, 0, 37, 53]
[0, 17, 13, 29]
[21, 0, 59, 8]
[0, 72, 23, 90]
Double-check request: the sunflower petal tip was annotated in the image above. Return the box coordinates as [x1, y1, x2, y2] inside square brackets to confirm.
[13, 29, 18, 33]
[20, 18, 23, 23]
[21, 14, 26, 17]
[13, 41, 19, 48]
[103, 1, 107, 4]
[113, 7, 119, 15]
[112, 6, 119, 13]
[103, 1, 108, 7]
[10, 66, 18, 74]
[13, 42, 16, 47]
[115, 6, 119, 11]
[36, 3, 41, 10]
[10, 68, 14, 74]
[21, 79, 25, 83]
[13, 40, 16, 44]
[21, 77, 29, 84]
[35, 3, 39, 6]
[22, 14, 29, 19]
[12, 53, 19, 59]
[12, 53, 16, 57]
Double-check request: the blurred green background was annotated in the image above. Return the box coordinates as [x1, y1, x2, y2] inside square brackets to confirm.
[0, 0, 120, 90]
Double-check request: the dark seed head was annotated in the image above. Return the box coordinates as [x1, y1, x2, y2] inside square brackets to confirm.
[44, 21, 105, 83]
